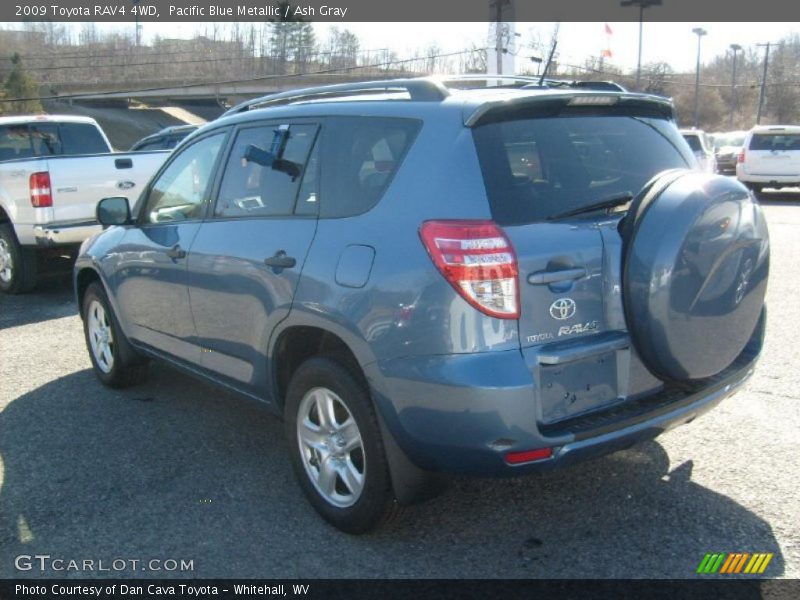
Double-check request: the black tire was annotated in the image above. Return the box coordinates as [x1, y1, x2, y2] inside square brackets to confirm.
[0, 223, 38, 294]
[285, 357, 399, 534]
[82, 281, 148, 388]
[746, 183, 763, 194]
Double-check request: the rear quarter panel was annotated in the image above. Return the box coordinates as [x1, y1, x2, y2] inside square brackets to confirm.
[282, 109, 520, 368]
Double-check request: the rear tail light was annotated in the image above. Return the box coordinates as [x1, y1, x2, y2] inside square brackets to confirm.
[505, 447, 553, 465]
[419, 220, 520, 319]
[29, 172, 52, 207]
[738, 149, 746, 164]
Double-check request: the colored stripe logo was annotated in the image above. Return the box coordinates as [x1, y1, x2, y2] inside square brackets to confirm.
[697, 553, 773, 574]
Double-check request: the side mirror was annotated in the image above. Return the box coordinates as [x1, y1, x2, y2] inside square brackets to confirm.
[97, 196, 131, 227]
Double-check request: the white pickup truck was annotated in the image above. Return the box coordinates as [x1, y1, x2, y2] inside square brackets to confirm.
[0, 115, 170, 293]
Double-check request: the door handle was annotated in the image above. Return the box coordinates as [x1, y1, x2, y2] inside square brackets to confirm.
[165, 244, 186, 260]
[527, 266, 587, 285]
[264, 250, 296, 269]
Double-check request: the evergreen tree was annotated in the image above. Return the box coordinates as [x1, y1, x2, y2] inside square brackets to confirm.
[4, 54, 42, 114]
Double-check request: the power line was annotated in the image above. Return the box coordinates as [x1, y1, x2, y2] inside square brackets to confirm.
[554, 58, 800, 88]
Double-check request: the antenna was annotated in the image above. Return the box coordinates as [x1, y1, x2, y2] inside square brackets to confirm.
[539, 35, 559, 86]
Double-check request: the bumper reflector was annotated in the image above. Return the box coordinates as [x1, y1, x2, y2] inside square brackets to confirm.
[505, 447, 553, 465]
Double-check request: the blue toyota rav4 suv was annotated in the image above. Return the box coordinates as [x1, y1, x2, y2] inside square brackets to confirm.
[75, 77, 769, 533]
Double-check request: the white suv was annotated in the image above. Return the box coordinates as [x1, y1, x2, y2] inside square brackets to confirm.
[737, 125, 800, 192]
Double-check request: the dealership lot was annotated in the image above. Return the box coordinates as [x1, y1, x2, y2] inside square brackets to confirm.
[0, 194, 798, 579]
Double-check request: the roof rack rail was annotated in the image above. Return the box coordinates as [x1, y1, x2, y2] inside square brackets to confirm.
[222, 78, 450, 117]
[433, 74, 543, 88]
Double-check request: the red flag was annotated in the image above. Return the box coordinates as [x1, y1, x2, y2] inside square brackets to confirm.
[605, 23, 613, 36]
[601, 49, 613, 58]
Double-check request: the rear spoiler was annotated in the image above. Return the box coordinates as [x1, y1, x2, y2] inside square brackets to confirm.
[464, 92, 676, 128]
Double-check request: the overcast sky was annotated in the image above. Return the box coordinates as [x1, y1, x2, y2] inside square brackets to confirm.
[89, 21, 799, 73]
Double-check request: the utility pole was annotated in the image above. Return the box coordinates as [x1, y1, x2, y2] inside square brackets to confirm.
[490, 0, 511, 76]
[133, 0, 142, 47]
[729, 43, 741, 129]
[620, 0, 662, 90]
[756, 42, 771, 124]
[692, 27, 707, 129]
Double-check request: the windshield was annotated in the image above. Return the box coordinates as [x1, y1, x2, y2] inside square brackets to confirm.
[473, 115, 692, 225]
[714, 134, 745, 150]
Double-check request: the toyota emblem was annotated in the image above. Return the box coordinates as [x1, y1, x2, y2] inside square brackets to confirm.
[549, 298, 576, 320]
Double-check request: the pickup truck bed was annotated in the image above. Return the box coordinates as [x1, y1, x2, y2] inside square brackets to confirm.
[0, 115, 170, 293]
[3, 151, 167, 247]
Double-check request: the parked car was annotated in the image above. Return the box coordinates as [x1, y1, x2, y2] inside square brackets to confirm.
[711, 130, 746, 175]
[680, 128, 716, 173]
[737, 125, 800, 192]
[75, 78, 769, 533]
[130, 124, 199, 152]
[0, 115, 170, 293]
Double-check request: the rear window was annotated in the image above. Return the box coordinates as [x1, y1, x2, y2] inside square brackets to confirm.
[0, 121, 108, 161]
[473, 115, 692, 225]
[683, 134, 703, 153]
[0, 125, 35, 161]
[59, 122, 110, 154]
[714, 134, 745, 150]
[749, 133, 800, 152]
[319, 116, 421, 218]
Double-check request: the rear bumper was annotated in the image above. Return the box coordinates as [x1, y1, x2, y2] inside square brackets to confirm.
[367, 323, 763, 478]
[736, 169, 800, 185]
[34, 220, 101, 246]
[715, 157, 737, 172]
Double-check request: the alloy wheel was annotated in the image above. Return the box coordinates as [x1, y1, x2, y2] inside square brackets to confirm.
[87, 300, 115, 373]
[296, 387, 365, 508]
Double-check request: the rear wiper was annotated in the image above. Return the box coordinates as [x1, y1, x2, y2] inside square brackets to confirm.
[547, 191, 634, 221]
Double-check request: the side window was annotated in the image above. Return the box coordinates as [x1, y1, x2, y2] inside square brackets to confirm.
[59, 123, 110, 154]
[142, 132, 225, 225]
[29, 123, 62, 156]
[320, 117, 421, 218]
[214, 123, 318, 218]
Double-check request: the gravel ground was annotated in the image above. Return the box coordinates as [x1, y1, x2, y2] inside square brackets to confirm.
[0, 193, 798, 579]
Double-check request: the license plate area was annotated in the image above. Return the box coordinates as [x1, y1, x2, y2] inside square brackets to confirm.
[539, 351, 619, 425]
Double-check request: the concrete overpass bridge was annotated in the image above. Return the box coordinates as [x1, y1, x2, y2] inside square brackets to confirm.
[52, 72, 423, 105]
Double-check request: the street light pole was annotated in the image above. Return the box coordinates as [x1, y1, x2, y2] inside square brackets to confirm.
[620, 0, 662, 90]
[729, 43, 741, 129]
[692, 27, 707, 128]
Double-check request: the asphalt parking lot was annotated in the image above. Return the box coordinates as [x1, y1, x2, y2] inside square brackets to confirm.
[1, 192, 798, 580]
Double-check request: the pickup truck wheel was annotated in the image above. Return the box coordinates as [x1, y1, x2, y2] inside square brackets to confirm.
[0, 224, 38, 294]
[285, 357, 399, 534]
[82, 281, 148, 388]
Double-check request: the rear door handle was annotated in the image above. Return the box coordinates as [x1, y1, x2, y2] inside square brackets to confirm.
[264, 250, 296, 269]
[165, 244, 186, 260]
[527, 266, 587, 285]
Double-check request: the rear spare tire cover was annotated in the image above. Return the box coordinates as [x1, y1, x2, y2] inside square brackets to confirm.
[622, 170, 769, 382]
